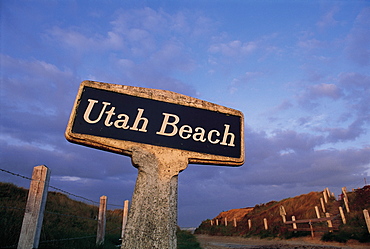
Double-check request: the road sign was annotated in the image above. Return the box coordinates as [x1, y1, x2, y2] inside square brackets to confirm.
[66, 80, 244, 166]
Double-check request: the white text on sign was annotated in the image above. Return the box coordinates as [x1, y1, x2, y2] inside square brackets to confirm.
[83, 99, 235, 147]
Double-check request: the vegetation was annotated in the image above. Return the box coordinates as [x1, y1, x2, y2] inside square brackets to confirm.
[1, 182, 121, 248]
[196, 187, 370, 244]
[0, 182, 200, 248]
[176, 229, 201, 249]
[322, 186, 370, 243]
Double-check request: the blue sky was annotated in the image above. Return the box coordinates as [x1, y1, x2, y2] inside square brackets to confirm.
[1, 0, 369, 227]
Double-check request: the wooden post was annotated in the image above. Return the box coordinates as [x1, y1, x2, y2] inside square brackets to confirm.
[96, 196, 107, 246]
[320, 197, 326, 213]
[121, 200, 129, 240]
[210, 220, 213, 226]
[292, 216, 297, 230]
[309, 220, 314, 238]
[233, 218, 237, 227]
[216, 219, 219, 226]
[325, 213, 333, 232]
[248, 219, 252, 230]
[224, 217, 228, 226]
[342, 187, 348, 199]
[263, 218, 268, 230]
[339, 206, 346, 224]
[18, 165, 50, 249]
[281, 215, 286, 223]
[344, 196, 350, 213]
[280, 205, 286, 223]
[342, 186, 350, 213]
[323, 190, 328, 204]
[315, 206, 321, 218]
[363, 209, 370, 234]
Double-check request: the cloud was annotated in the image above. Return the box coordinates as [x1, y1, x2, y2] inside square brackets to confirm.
[338, 72, 370, 124]
[316, 6, 339, 29]
[346, 7, 370, 66]
[275, 100, 294, 112]
[209, 40, 257, 57]
[321, 119, 366, 143]
[297, 83, 342, 108]
[229, 71, 263, 94]
[44, 7, 206, 96]
[297, 38, 325, 50]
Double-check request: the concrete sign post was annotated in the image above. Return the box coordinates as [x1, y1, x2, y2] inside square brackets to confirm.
[66, 81, 244, 249]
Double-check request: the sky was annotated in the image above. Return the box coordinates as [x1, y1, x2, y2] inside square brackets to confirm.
[1, 0, 369, 228]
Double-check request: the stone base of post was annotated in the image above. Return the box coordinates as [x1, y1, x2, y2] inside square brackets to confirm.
[121, 147, 188, 249]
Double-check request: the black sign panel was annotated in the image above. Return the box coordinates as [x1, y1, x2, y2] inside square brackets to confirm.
[71, 86, 242, 158]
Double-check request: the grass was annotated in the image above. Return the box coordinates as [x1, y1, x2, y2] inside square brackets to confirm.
[177, 229, 202, 249]
[1, 182, 201, 248]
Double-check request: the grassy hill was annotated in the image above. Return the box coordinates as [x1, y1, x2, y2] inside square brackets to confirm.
[0, 182, 201, 249]
[196, 186, 370, 243]
[1, 182, 122, 248]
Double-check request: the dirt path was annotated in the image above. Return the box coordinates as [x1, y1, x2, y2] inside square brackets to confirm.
[195, 235, 370, 249]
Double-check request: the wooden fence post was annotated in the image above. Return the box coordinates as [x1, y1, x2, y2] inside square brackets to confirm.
[292, 216, 297, 230]
[339, 206, 346, 224]
[121, 200, 129, 240]
[210, 220, 213, 226]
[216, 219, 219, 226]
[18, 165, 50, 249]
[96, 195, 107, 246]
[343, 196, 350, 213]
[323, 190, 328, 203]
[280, 205, 286, 223]
[309, 220, 314, 238]
[248, 219, 252, 230]
[325, 213, 333, 232]
[224, 217, 228, 226]
[315, 206, 321, 218]
[320, 197, 326, 213]
[363, 209, 370, 234]
[233, 218, 237, 227]
[263, 218, 268, 230]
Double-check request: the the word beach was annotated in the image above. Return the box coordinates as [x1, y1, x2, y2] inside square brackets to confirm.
[65, 81, 244, 249]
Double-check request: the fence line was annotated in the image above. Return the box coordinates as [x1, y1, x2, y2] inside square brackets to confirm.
[1, 167, 122, 207]
[1, 166, 128, 248]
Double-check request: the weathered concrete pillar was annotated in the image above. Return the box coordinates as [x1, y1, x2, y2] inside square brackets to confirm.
[121, 147, 188, 249]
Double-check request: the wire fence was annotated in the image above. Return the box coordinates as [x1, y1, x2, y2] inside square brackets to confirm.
[0, 167, 125, 248]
